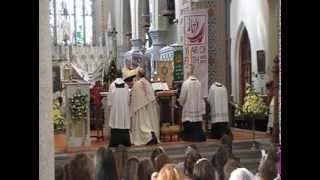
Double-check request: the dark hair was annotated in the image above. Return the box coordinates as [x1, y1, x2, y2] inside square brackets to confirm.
[184, 148, 202, 178]
[55, 165, 64, 180]
[114, 145, 128, 179]
[58, 97, 63, 106]
[125, 157, 140, 180]
[151, 146, 165, 167]
[154, 153, 171, 172]
[96, 148, 118, 180]
[138, 159, 155, 180]
[224, 159, 241, 180]
[220, 135, 233, 156]
[266, 81, 274, 89]
[211, 145, 228, 180]
[259, 145, 277, 180]
[116, 70, 123, 78]
[193, 158, 216, 180]
[69, 153, 95, 180]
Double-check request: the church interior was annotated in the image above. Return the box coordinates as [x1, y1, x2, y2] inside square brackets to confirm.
[39, 0, 281, 180]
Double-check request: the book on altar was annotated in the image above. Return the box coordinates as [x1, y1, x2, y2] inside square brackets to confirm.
[152, 82, 169, 91]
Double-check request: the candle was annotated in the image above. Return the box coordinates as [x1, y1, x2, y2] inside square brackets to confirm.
[188, 46, 192, 65]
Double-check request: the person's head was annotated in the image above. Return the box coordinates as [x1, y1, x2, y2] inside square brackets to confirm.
[114, 145, 128, 179]
[136, 67, 145, 79]
[55, 165, 64, 180]
[125, 156, 140, 180]
[116, 70, 123, 78]
[157, 164, 184, 180]
[69, 153, 95, 180]
[151, 146, 166, 167]
[58, 96, 63, 106]
[95, 81, 101, 87]
[224, 159, 241, 180]
[96, 148, 118, 180]
[186, 64, 195, 78]
[138, 159, 155, 180]
[229, 168, 255, 180]
[184, 147, 202, 177]
[220, 134, 233, 156]
[193, 158, 216, 180]
[266, 81, 274, 97]
[212, 145, 229, 169]
[154, 153, 171, 172]
[211, 145, 229, 180]
[258, 145, 277, 180]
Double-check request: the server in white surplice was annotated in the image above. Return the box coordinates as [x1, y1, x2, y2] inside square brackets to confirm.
[178, 65, 206, 142]
[107, 77, 131, 147]
[208, 82, 230, 139]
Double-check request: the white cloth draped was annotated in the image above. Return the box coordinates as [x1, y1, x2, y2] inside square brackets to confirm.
[107, 82, 130, 129]
[178, 76, 205, 122]
[208, 82, 229, 124]
[130, 78, 160, 145]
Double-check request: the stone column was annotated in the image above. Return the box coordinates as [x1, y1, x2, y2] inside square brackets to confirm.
[129, 0, 145, 50]
[39, 0, 54, 180]
[146, 0, 168, 79]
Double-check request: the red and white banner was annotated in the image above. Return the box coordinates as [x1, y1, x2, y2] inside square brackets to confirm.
[183, 9, 208, 97]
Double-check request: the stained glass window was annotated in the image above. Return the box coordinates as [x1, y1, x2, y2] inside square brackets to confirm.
[49, 0, 93, 46]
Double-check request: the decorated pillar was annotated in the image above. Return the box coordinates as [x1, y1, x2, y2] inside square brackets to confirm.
[146, 0, 168, 79]
[39, 0, 54, 179]
[122, 0, 146, 72]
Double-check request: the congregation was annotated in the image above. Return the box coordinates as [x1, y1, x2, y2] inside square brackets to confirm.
[55, 135, 279, 180]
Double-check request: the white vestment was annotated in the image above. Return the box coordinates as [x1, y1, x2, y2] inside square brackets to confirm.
[267, 97, 275, 130]
[208, 82, 229, 124]
[178, 76, 205, 122]
[130, 78, 160, 145]
[107, 80, 130, 129]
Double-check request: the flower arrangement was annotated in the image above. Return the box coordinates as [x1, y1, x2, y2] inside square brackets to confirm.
[69, 89, 88, 122]
[53, 101, 65, 133]
[236, 84, 268, 119]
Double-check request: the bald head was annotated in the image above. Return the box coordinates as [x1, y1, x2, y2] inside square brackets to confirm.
[137, 67, 145, 79]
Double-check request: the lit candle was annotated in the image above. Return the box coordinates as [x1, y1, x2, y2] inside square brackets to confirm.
[188, 46, 192, 65]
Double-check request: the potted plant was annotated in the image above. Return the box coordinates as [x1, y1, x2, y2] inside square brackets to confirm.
[234, 84, 268, 131]
[53, 101, 67, 151]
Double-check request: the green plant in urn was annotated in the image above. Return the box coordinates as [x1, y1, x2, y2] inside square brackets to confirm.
[241, 84, 268, 119]
[240, 83, 268, 150]
[69, 89, 88, 122]
[53, 101, 65, 133]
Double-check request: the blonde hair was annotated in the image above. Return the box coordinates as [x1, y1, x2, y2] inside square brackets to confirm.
[157, 164, 184, 180]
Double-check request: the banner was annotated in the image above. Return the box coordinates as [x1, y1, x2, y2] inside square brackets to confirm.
[183, 9, 208, 97]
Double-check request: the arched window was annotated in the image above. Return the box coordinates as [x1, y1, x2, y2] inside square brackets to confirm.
[49, 0, 93, 46]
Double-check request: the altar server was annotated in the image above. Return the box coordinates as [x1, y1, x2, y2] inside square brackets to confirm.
[130, 67, 160, 145]
[107, 77, 131, 147]
[178, 65, 206, 142]
[208, 82, 230, 139]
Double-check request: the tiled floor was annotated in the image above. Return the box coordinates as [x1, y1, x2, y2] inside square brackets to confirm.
[55, 128, 271, 154]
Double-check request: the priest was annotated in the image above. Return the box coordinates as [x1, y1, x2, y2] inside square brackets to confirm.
[130, 67, 160, 145]
[178, 65, 206, 142]
[208, 82, 230, 139]
[107, 76, 131, 147]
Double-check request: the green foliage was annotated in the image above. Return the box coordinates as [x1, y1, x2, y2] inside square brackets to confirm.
[69, 90, 88, 122]
[236, 84, 268, 119]
[53, 101, 65, 133]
